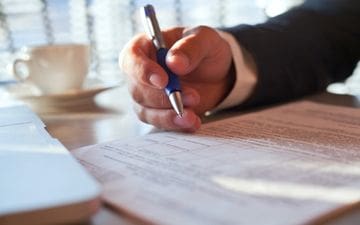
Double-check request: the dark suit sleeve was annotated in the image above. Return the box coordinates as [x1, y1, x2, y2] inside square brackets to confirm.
[223, 0, 360, 107]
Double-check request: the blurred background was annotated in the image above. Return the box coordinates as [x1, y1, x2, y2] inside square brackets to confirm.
[0, 0, 358, 94]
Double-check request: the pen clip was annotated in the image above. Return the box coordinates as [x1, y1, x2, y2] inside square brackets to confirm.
[142, 4, 166, 49]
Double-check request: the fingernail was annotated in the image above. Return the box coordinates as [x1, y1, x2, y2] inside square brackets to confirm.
[167, 52, 190, 70]
[149, 73, 164, 88]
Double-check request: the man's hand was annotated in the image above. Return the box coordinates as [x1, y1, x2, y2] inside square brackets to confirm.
[119, 26, 233, 132]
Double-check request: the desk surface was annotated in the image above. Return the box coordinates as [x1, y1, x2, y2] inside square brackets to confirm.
[39, 86, 150, 225]
[39, 87, 360, 225]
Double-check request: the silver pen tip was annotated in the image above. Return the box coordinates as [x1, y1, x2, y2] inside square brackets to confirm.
[169, 92, 184, 118]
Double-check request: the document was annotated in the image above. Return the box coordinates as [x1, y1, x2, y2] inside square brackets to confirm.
[73, 101, 360, 225]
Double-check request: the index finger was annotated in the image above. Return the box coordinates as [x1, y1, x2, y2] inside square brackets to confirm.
[119, 33, 169, 89]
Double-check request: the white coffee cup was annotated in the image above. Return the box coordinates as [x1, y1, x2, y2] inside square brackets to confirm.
[12, 44, 90, 94]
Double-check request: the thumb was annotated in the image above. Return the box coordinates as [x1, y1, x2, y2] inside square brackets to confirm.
[166, 26, 221, 75]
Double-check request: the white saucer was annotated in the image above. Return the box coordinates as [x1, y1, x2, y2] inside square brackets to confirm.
[5, 79, 119, 113]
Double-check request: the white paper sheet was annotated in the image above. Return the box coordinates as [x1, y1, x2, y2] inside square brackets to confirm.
[73, 101, 360, 225]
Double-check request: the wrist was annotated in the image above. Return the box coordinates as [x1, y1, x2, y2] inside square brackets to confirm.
[210, 31, 258, 112]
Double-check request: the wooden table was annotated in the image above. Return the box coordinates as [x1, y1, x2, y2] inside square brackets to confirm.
[39, 88, 360, 225]
[41, 86, 152, 150]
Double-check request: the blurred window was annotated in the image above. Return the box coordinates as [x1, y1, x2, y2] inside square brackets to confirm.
[1, 0, 358, 95]
[0, 0, 267, 83]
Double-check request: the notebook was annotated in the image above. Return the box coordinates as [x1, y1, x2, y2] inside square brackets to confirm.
[0, 106, 101, 225]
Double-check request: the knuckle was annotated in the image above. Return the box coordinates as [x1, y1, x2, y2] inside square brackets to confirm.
[155, 92, 169, 108]
[119, 33, 150, 73]
[192, 25, 214, 36]
[129, 81, 170, 109]
[129, 85, 145, 105]
[123, 56, 154, 85]
[135, 60, 156, 84]
[133, 103, 148, 124]
[196, 25, 212, 32]
[133, 102, 176, 130]
[152, 111, 174, 130]
[140, 60, 154, 76]
[119, 38, 137, 68]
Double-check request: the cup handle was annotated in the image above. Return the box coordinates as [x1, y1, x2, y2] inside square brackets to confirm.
[12, 58, 30, 81]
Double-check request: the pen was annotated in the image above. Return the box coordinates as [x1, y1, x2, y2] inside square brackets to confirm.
[142, 4, 184, 117]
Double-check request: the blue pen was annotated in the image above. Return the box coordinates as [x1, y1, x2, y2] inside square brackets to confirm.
[142, 4, 184, 117]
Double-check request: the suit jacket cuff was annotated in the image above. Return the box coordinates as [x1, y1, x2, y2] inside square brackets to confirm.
[213, 31, 257, 111]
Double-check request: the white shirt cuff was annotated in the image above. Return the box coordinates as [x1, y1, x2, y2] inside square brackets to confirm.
[213, 31, 257, 111]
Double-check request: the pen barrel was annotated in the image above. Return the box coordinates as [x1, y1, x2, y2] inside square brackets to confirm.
[156, 48, 181, 96]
